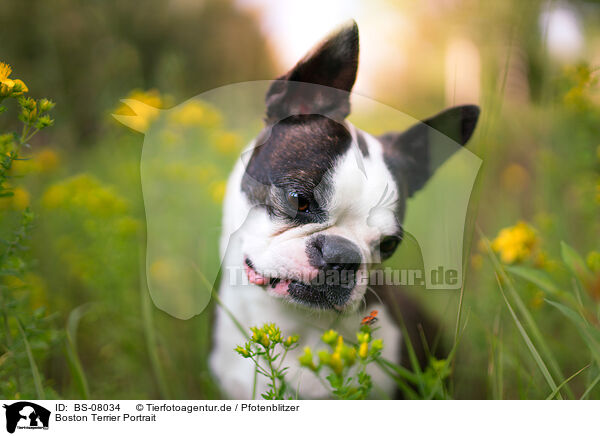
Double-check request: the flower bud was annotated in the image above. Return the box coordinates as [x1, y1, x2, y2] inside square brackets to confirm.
[299, 347, 316, 370]
[321, 329, 338, 345]
[284, 335, 298, 347]
[10, 79, 28, 96]
[36, 115, 54, 129]
[356, 332, 370, 343]
[260, 335, 270, 348]
[371, 339, 383, 354]
[234, 345, 250, 358]
[358, 342, 369, 359]
[330, 352, 343, 375]
[342, 346, 356, 366]
[317, 350, 331, 365]
[38, 98, 55, 113]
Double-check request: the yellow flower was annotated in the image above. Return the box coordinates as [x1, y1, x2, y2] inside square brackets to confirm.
[491, 221, 538, 264]
[11, 79, 28, 96]
[0, 62, 27, 97]
[0, 78, 14, 97]
[0, 62, 11, 81]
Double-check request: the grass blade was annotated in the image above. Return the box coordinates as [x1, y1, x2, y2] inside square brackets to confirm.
[15, 318, 44, 399]
[139, 251, 172, 399]
[545, 363, 590, 400]
[479, 229, 570, 397]
[496, 275, 559, 396]
[64, 304, 92, 399]
[580, 371, 600, 399]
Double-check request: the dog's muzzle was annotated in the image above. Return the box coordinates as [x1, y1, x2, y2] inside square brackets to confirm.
[244, 235, 364, 310]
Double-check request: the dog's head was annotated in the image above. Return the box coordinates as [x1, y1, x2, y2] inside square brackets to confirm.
[238, 21, 479, 312]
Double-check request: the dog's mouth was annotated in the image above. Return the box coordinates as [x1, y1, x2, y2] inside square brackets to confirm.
[244, 257, 294, 297]
[244, 257, 357, 311]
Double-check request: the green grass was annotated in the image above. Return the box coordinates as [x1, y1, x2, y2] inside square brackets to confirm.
[1, 0, 599, 400]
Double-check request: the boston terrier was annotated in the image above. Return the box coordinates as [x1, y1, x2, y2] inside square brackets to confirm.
[210, 20, 480, 399]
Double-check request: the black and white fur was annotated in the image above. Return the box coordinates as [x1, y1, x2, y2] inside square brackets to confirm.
[210, 20, 479, 399]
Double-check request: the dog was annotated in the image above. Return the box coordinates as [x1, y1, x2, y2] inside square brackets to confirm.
[210, 20, 479, 399]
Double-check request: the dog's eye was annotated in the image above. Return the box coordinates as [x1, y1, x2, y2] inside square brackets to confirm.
[378, 236, 400, 259]
[286, 191, 310, 213]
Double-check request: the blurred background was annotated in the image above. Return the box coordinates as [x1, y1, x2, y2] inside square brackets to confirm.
[0, 0, 599, 399]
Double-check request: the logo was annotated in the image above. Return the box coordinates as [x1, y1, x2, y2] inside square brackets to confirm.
[2, 402, 50, 434]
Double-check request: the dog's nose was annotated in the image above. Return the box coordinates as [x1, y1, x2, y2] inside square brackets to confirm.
[308, 235, 362, 273]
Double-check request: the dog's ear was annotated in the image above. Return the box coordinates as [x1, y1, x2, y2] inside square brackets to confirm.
[381, 105, 480, 197]
[265, 20, 359, 123]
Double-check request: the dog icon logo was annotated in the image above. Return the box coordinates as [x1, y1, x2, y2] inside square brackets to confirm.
[2, 402, 50, 434]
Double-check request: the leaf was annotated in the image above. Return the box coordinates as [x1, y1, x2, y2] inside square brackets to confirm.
[506, 265, 560, 295]
[561, 241, 593, 282]
[546, 300, 600, 367]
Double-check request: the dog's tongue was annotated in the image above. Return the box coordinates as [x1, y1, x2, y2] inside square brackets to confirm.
[244, 263, 291, 295]
[245, 263, 267, 285]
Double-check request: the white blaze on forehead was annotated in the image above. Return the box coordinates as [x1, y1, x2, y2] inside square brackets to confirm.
[328, 131, 400, 243]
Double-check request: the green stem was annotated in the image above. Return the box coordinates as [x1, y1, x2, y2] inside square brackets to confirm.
[264, 348, 281, 398]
